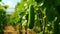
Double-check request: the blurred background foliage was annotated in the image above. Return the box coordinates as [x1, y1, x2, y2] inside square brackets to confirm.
[0, 0, 60, 34]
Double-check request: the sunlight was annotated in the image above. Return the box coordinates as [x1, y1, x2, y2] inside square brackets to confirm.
[2, 0, 20, 14]
[6, 0, 14, 8]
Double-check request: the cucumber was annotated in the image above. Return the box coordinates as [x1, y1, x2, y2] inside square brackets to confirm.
[28, 5, 35, 29]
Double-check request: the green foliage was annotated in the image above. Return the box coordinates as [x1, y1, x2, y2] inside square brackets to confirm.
[1, 0, 59, 34]
[10, 11, 20, 24]
[0, 5, 8, 33]
[3, 5, 9, 9]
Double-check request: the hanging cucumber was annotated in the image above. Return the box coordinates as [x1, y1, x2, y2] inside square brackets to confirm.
[28, 5, 35, 29]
